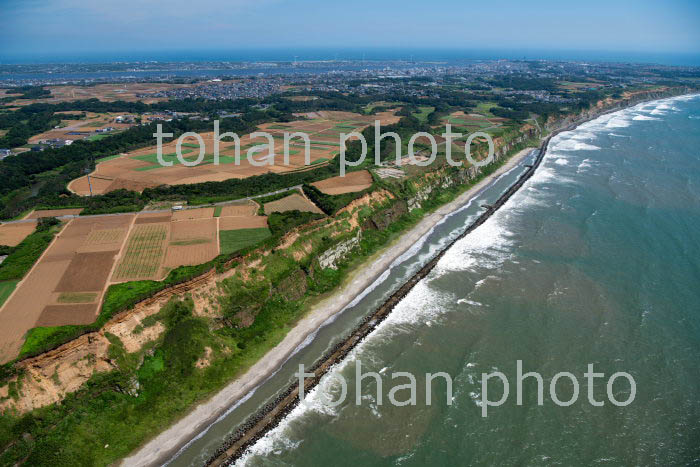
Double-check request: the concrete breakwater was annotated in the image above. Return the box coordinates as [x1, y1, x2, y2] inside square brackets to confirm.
[204, 92, 692, 465]
[204, 136, 558, 466]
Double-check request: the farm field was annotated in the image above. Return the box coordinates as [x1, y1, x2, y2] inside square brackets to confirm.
[0, 200, 280, 362]
[312, 169, 373, 195]
[163, 218, 218, 268]
[263, 193, 324, 215]
[26, 208, 83, 219]
[3, 83, 191, 106]
[68, 110, 399, 196]
[113, 223, 169, 281]
[0, 215, 133, 363]
[219, 216, 268, 230]
[220, 200, 257, 217]
[441, 110, 503, 131]
[0, 281, 18, 308]
[172, 207, 215, 221]
[0, 221, 37, 247]
[219, 228, 271, 255]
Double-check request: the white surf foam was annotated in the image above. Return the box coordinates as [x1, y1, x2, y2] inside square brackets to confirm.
[233, 94, 700, 464]
[550, 138, 600, 152]
[633, 114, 661, 121]
[577, 158, 595, 173]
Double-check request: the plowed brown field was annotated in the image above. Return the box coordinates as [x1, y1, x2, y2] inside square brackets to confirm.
[219, 216, 269, 230]
[263, 194, 323, 215]
[0, 221, 37, 247]
[26, 208, 83, 219]
[312, 169, 373, 195]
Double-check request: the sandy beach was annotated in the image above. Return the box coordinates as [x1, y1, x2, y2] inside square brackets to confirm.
[121, 146, 537, 467]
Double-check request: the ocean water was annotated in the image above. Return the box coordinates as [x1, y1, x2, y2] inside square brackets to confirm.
[171, 95, 700, 466]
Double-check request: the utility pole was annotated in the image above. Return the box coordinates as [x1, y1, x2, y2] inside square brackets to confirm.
[85, 160, 93, 196]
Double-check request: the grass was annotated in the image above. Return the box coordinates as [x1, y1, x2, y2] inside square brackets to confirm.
[86, 134, 112, 142]
[130, 150, 195, 165]
[96, 154, 123, 163]
[412, 105, 434, 123]
[57, 292, 98, 303]
[0, 280, 18, 308]
[170, 239, 211, 246]
[219, 228, 271, 255]
[473, 101, 498, 117]
[0, 225, 56, 281]
[213, 206, 222, 217]
[132, 153, 241, 171]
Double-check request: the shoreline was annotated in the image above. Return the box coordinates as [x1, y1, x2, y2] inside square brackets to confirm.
[204, 138, 552, 466]
[124, 90, 694, 467]
[121, 147, 537, 467]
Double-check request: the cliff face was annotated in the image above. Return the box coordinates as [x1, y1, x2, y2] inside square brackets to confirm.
[545, 86, 691, 131]
[317, 231, 362, 270]
[2, 87, 690, 416]
[408, 126, 540, 212]
[365, 200, 408, 230]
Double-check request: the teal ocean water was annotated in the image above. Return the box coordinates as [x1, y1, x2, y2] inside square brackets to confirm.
[173, 95, 700, 466]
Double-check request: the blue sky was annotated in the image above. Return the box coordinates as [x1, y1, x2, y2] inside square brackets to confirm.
[2, 0, 699, 62]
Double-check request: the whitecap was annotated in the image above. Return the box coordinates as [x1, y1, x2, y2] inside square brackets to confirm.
[577, 158, 594, 173]
[554, 158, 569, 166]
[632, 115, 661, 121]
[550, 139, 600, 152]
[605, 114, 632, 128]
[436, 214, 515, 274]
[456, 298, 483, 307]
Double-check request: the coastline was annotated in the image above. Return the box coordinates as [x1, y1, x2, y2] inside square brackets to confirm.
[121, 146, 537, 467]
[123, 90, 694, 467]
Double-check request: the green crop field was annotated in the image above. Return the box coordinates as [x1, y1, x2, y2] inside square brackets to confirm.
[219, 228, 271, 255]
[57, 292, 98, 303]
[87, 134, 112, 142]
[96, 154, 123, 163]
[131, 150, 195, 165]
[474, 101, 499, 117]
[113, 224, 168, 279]
[132, 152, 242, 171]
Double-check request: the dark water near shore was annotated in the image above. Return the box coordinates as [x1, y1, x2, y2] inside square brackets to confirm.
[172, 95, 700, 466]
